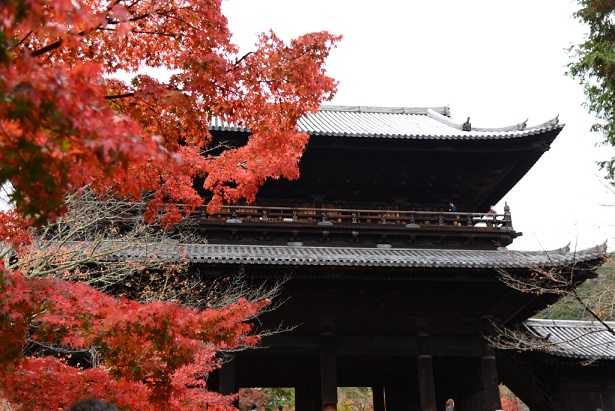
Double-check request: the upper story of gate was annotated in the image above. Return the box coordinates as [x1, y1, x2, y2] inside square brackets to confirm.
[204, 105, 563, 249]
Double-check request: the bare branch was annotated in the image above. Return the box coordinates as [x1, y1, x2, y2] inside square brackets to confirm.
[490, 250, 613, 363]
[14, 189, 290, 362]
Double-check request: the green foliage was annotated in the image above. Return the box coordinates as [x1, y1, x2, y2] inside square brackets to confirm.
[538, 259, 615, 320]
[569, 1, 615, 178]
[240, 387, 374, 411]
[264, 388, 295, 409]
[337, 387, 373, 411]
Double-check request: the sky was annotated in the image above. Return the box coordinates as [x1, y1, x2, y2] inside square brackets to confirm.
[222, 0, 615, 252]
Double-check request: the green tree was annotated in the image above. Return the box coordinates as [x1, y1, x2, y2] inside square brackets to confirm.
[569, 0, 615, 177]
[539, 259, 615, 320]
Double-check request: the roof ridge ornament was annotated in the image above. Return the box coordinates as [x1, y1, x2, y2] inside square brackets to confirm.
[462, 117, 472, 131]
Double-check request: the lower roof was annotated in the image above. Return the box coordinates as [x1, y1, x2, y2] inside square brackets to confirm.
[525, 318, 615, 360]
[111, 242, 606, 269]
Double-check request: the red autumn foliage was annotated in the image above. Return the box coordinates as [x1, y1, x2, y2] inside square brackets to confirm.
[0, 0, 340, 225]
[0, 1, 339, 409]
[501, 391, 523, 411]
[0, 268, 267, 409]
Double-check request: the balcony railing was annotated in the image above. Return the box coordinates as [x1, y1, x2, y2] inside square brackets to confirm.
[196, 204, 513, 230]
[77, 200, 514, 232]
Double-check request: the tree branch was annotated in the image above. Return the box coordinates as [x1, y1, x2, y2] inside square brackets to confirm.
[105, 92, 135, 100]
[12, 31, 33, 49]
[31, 39, 63, 57]
[571, 288, 615, 336]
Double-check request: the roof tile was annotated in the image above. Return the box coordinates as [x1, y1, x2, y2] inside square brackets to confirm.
[525, 319, 615, 360]
[208, 105, 563, 140]
[109, 243, 606, 269]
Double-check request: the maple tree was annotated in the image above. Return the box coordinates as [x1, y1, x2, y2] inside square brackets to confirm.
[0, 0, 339, 224]
[0, 270, 267, 410]
[0, 0, 339, 409]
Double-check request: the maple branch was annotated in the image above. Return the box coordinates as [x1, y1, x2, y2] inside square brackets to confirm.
[124, 0, 144, 9]
[105, 7, 179, 26]
[105, 92, 135, 100]
[131, 30, 178, 38]
[226, 52, 254, 73]
[31, 39, 63, 57]
[12, 31, 33, 49]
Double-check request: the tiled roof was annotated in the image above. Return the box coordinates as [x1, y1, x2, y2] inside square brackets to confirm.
[524, 319, 615, 360]
[109, 243, 606, 269]
[208, 105, 563, 140]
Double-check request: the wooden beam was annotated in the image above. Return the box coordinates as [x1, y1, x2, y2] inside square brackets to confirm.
[253, 335, 482, 357]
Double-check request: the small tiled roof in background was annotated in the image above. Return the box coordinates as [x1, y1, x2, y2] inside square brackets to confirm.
[524, 318, 615, 360]
[208, 105, 563, 140]
[107, 242, 606, 269]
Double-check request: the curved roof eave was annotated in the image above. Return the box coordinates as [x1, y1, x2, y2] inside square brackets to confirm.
[208, 105, 565, 141]
[524, 318, 615, 360]
[94, 242, 607, 269]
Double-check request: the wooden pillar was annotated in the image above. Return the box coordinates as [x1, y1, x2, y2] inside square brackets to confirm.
[479, 346, 502, 411]
[320, 336, 337, 410]
[384, 383, 405, 411]
[218, 353, 239, 408]
[385, 383, 420, 411]
[603, 367, 615, 411]
[417, 330, 437, 411]
[371, 385, 385, 411]
[384, 360, 419, 411]
[296, 384, 320, 411]
[218, 353, 237, 395]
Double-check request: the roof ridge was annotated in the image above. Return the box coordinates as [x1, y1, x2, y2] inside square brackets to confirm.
[426, 108, 562, 133]
[318, 104, 451, 116]
[513, 242, 606, 256]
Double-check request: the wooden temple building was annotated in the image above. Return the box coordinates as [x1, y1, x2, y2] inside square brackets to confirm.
[134, 106, 610, 410]
[498, 318, 615, 410]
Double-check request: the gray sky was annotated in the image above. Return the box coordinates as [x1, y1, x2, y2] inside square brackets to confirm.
[223, 0, 615, 251]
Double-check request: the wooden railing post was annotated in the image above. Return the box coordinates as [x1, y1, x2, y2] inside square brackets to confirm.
[503, 202, 512, 228]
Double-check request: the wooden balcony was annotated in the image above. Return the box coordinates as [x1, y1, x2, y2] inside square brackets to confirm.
[81, 200, 517, 248]
[195, 204, 514, 231]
